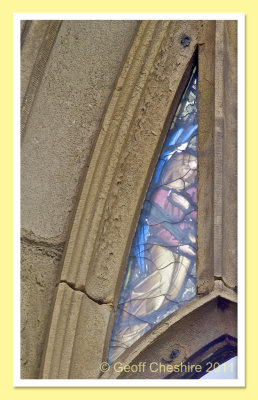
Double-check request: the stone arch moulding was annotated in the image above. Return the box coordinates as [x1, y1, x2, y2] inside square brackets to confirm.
[40, 20, 237, 379]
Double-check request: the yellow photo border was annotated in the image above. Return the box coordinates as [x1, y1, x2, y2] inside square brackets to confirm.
[1, 0, 252, 397]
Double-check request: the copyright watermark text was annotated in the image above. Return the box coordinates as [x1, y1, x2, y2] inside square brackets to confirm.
[100, 361, 235, 375]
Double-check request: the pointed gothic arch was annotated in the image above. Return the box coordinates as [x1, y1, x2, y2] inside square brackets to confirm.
[40, 19, 237, 379]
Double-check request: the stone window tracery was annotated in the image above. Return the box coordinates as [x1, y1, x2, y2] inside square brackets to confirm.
[109, 65, 198, 363]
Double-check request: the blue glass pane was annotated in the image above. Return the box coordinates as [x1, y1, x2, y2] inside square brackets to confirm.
[108, 66, 198, 364]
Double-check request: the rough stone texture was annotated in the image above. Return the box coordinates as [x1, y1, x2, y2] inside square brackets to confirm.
[41, 282, 113, 379]
[21, 19, 238, 380]
[21, 20, 50, 103]
[222, 21, 238, 289]
[21, 20, 139, 240]
[21, 20, 139, 379]
[60, 21, 206, 304]
[214, 20, 225, 278]
[20, 240, 62, 378]
[214, 21, 237, 290]
[43, 21, 233, 379]
[21, 21, 62, 138]
[196, 21, 216, 295]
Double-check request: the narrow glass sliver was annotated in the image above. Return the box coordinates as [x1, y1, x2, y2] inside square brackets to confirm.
[108, 65, 198, 364]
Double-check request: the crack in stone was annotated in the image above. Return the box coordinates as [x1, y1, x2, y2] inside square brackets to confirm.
[21, 236, 65, 254]
[59, 280, 114, 309]
[214, 276, 237, 292]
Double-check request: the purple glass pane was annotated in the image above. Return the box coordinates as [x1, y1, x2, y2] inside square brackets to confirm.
[108, 66, 198, 364]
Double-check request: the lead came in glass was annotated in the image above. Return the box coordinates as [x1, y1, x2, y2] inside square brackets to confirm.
[108, 66, 198, 364]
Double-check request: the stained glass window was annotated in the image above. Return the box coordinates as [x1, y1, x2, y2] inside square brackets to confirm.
[108, 66, 198, 364]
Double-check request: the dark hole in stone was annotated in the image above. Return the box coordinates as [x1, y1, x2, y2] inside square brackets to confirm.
[181, 35, 191, 47]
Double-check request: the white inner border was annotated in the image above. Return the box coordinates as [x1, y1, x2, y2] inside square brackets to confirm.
[13, 12, 245, 388]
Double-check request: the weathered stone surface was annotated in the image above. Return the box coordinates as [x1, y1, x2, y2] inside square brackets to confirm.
[41, 282, 113, 379]
[20, 240, 62, 378]
[214, 21, 237, 289]
[196, 21, 216, 295]
[222, 21, 238, 289]
[42, 20, 232, 379]
[21, 19, 238, 380]
[21, 21, 62, 138]
[60, 21, 208, 304]
[21, 20, 50, 103]
[21, 20, 139, 379]
[21, 20, 139, 240]
[214, 20, 225, 278]
[68, 289, 114, 379]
